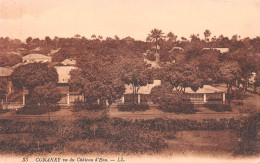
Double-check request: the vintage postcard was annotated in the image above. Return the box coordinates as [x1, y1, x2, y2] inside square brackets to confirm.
[0, 0, 259, 162]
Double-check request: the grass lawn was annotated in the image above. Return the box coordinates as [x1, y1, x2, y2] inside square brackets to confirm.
[164, 130, 238, 157]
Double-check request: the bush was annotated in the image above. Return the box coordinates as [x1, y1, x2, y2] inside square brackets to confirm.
[146, 52, 156, 61]
[17, 104, 60, 115]
[151, 85, 196, 114]
[118, 103, 150, 112]
[74, 101, 106, 111]
[230, 89, 245, 100]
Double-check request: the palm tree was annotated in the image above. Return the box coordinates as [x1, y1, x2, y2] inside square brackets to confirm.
[167, 32, 177, 42]
[204, 29, 211, 42]
[147, 28, 165, 53]
[44, 36, 51, 49]
[91, 34, 96, 40]
[54, 36, 59, 49]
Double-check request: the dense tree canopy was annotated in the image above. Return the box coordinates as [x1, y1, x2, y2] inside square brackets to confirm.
[162, 62, 204, 92]
[69, 55, 126, 107]
[11, 63, 58, 91]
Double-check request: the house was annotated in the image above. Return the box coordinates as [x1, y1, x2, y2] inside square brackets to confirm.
[1, 67, 24, 110]
[54, 65, 83, 105]
[0, 67, 14, 95]
[202, 48, 229, 54]
[184, 85, 225, 104]
[22, 53, 52, 63]
[21, 64, 83, 106]
[120, 80, 161, 105]
[61, 59, 76, 66]
[170, 47, 184, 52]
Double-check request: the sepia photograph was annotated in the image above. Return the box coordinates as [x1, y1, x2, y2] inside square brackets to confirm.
[0, 0, 259, 162]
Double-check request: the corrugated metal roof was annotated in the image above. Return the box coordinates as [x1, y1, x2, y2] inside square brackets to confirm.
[202, 48, 229, 53]
[0, 67, 13, 77]
[22, 53, 51, 59]
[185, 85, 224, 94]
[61, 59, 76, 66]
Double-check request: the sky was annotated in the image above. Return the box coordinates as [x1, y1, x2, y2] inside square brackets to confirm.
[0, 0, 260, 41]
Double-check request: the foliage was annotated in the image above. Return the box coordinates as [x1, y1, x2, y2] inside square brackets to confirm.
[69, 55, 126, 108]
[145, 52, 156, 61]
[121, 56, 154, 107]
[73, 100, 106, 111]
[150, 85, 196, 114]
[0, 53, 22, 67]
[219, 61, 241, 107]
[17, 105, 60, 115]
[30, 82, 61, 106]
[147, 28, 165, 53]
[0, 78, 8, 99]
[162, 62, 204, 92]
[236, 113, 260, 155]
[11, 62, 58, 90]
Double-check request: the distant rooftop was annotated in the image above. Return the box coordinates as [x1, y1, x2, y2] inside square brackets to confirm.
[61, 59, 76, 66]
[170, 47, 184, 51]
[202, 48, 229, 53]
[0, 67, 13, 77]
[23, 53, 51, 60]
[185, 85, 224, 94]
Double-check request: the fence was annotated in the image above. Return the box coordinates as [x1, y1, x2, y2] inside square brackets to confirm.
[2, 102, 23, 110]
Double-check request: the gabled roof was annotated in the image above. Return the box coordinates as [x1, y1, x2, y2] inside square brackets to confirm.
[22, 53, 51, 60]
[125, 80, 161, 94]
[0, 67, 13, 77]
[61, 59, 76, 66]
[185, 85, 224, 94]
[202, 48, 229, 54]
[170, 47, 184, 51]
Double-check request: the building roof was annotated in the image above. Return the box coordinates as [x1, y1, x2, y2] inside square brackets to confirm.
[185, 85, 224, 94]
[61, 59, 76, 66]
[22, 53, 51, 60]
[125, 80, 161, 94]
[202, 48, 229, 53]
[170, 47, 184, 51]
[54, 66, 78, 84]
[0, 67, 13, 77]
[49, 48, 60, 56]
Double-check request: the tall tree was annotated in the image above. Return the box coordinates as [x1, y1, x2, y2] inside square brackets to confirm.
[219, 61, 241, 107]
[204, 29, 211, 42]
[162, 62, 204, 92]
[44, 36, 52, 48]
[11, 63, 58, 91]
[121, 56, 154, 108]
[227, 44, 257, 94]
[167, 32, 177, 43]
[0, 78, 8, 106]
[11, 63, 60, 108]
[147, 28, 165, 53]
[69, 55, 126, 108]
[30, 82, 61, 106]
[26, 37, 33, 47]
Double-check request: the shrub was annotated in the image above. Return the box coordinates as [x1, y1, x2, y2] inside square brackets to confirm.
[230, 89, 245, 100]
[17, 104, 60, 115]
[146, 52, 156, 61]
[74, 101, 105, 111]
[151, 85, 196, 114]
